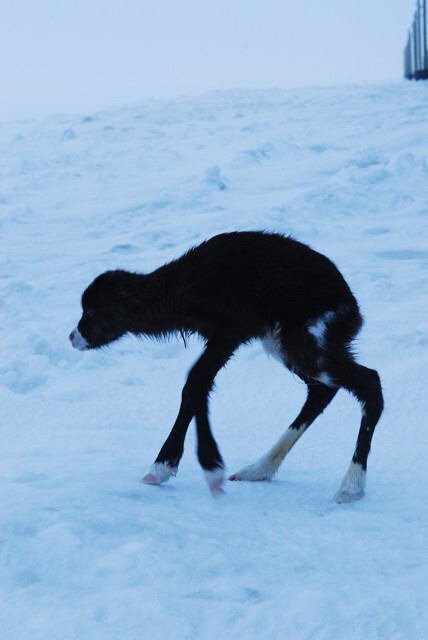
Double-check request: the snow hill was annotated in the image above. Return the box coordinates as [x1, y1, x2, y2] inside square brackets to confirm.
[1, 83, 428, 640]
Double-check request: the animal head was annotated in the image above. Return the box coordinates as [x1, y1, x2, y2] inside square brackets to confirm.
[70, 270, 140, 350]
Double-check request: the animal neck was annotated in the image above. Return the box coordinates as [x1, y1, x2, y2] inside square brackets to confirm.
[130, 264, 186, 337]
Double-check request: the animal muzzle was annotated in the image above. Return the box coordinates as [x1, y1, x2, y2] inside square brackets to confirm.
[69, 327, 89, 351]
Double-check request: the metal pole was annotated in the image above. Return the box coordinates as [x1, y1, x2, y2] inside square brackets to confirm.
[419, 4, 422, 73]
[423, 0, 427, 72]
[404, 2, 428, 80]
[404, 39, 408, 78]
[417, 2, 421, 74]
[413, 14, 418, 76]
[408, 15, 414, 77]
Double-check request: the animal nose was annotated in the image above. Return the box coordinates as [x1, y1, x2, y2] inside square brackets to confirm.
[69, 331, 75, 342]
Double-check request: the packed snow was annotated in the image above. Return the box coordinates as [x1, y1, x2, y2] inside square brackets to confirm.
[1, 83, 428, 639]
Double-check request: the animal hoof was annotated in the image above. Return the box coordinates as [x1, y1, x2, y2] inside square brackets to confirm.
[334, 462, 366, 503]
[334, 489, 365, 504]
[141, 462, 176, 485]
[228, 457, 274, 482]
[142, 473, 162, 485]
[204, 468, 226, 497]
[228, 473, 241, 481]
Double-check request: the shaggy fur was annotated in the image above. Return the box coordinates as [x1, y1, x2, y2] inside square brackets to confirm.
[70, 231, 383, 500]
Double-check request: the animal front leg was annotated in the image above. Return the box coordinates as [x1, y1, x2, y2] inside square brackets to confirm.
[195, 399, 226, 496]
[141, 390, 193, 485]
[185, 330, 239, 495]
[143, 328, 239, 492]
[143, 389, 226, 495]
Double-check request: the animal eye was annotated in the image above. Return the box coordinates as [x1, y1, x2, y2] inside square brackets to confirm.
[85, 308, 95, 317]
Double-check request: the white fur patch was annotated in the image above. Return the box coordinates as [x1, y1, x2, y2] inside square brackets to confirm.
[204, 467, 226, 496]
[316, 371, 335, 388]
[307, 310, 336, 348]
[229, 455, 277, 482]
[229, 423, 307, 482]
[70, 327, 89, 351]
[141, 462, 176, 485]
[334, 461, 366, 503]
[261, 323, 284, 363]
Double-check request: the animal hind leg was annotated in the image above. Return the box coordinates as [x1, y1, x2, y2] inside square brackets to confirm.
[330, 360, 383, 503]
[229, 382, 337, 481]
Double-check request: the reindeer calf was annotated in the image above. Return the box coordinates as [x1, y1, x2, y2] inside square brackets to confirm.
[70, 231, 383, 502]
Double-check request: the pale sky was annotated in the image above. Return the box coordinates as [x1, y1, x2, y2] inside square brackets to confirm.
[1, 0, 416, 119]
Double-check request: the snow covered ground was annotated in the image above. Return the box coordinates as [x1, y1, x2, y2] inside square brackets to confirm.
[1, 83, 428, 639]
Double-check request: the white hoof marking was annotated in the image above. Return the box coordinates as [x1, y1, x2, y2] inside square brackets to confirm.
[229, 424, 307, 482]
[204, 468, 226, 496]
[334, 461, 366, 503]
[229, 455, 276, 482]
[141, 462, 176, 485]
